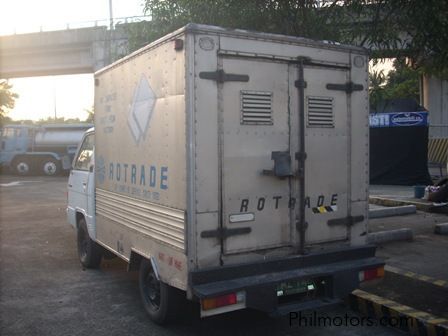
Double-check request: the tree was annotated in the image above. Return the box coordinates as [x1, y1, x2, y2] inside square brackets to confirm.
[84, 107, 94, 123]
[384, 58, 420, 101]
[369, 69, 387, 110]
[127, 1, 351, 54]
[36, 116, 83, 125]
[0, 80, 19, 126]
[123, 21, 160, 53]
[133, 0, 448, 77]
[369, 58, 421, 111]
[347, 0, 448, 78]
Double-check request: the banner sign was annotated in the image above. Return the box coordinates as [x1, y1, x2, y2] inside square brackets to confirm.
[369, 112, 429, 128]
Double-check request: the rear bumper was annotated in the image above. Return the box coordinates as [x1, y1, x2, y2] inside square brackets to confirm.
[191, 245, 383, 315]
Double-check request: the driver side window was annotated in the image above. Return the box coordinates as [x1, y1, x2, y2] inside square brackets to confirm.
[74, 134, 94, 171]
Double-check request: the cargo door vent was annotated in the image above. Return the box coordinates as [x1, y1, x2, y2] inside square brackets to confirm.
[240, 91, 273, 125]
[307, 96, 334, 127]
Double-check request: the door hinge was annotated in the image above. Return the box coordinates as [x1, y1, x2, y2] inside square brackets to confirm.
[200, 227, 251, 239]
[199, 69, 249, 83]
[327, 215, 364, 227]
[326, 82, 363, 94]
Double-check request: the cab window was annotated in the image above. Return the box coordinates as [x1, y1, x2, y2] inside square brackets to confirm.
[74, 134, 94, 171]
[2, 127, 16, 139]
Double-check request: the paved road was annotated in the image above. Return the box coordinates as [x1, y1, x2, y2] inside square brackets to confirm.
[0, 175, 403, 335]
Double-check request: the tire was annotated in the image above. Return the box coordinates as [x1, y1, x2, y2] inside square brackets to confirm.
[77, 218, 102, 268]
[139, 258, 184, 324]
[41, 157, 60, 176]
[12, 157, 31, 176]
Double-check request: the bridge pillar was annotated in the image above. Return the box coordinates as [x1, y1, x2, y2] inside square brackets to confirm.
[423, 75, 448, 138]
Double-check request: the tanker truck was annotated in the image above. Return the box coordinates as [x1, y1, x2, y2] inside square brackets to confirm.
[0, 123, 92, 176]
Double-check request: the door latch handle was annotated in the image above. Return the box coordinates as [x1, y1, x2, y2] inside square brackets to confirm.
[262, 151, 295, 178]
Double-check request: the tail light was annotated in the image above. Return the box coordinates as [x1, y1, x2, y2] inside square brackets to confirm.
[359, 266, 385, 282]
[201, 291, 245, 311]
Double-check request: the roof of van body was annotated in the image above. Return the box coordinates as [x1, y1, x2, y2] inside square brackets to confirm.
[96, 23, 367, 76]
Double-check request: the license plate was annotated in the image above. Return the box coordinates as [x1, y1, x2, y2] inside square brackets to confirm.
[276, 279, 315, 297]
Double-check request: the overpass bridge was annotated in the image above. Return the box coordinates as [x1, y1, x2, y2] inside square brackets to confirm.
[0, 24, 129, 78]
[0, 19, 446, 137]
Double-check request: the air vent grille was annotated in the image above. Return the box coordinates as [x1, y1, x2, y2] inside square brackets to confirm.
[307, 96, 334, 127]
[241, 91, 273, 125]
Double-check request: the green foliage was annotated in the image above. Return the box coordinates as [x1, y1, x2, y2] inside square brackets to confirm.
[123, 21, 164, 52]
[369, 69, 387, 109]
[0, 80, 19, 127]
[126, 0, 350, 54]
[35, 116, 84, 125]
[369, 58, 420, 110]
[357, 0, 448, 78]
[129, 0, 448, 77]
[385, 58, 420, 101]
[394, 0, 448, 78]
[84, 107, 94, 123]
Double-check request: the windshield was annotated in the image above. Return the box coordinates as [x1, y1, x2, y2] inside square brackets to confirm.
[1, 127, 30, 139]
[1, 128, 16, 139]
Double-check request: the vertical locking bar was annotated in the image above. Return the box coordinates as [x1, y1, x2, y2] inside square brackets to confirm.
[295, 56, 309, 255]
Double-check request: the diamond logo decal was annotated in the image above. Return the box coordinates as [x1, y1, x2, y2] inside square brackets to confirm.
[128, 75, 156, 144]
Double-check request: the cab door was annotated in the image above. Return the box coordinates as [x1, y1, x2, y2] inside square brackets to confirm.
[67, 132, 95, 230]
[0, 127, 19, 163]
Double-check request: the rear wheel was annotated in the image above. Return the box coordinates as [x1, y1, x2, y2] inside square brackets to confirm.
[12, 157, 31, 176]
[139, 258, 184, 324]
[41, 157, 60, 176]
[77, 218, 101, 268]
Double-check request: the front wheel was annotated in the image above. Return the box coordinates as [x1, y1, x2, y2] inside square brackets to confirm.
[139, 258, 184, 324]
[12, 158, 31, 176]
[77, 218, 101, 268]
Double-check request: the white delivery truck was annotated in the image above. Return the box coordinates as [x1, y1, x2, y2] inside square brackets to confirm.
[67, 24, 383, 324]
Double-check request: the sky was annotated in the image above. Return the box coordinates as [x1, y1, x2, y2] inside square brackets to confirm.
[0, 0, 146, 121]
[1, 1, 394, 122]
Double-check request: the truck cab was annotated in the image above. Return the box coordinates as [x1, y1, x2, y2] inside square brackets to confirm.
[66, 128, 101, 267]
[67, 128, 95, 232]
[0, 125, 32, 174]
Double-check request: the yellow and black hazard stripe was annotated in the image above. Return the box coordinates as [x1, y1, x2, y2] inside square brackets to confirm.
[386, 265, 448, 289]
[349, 289, 448, 336]
[428, 138, 448, 164]
[312, 205, 338, 214]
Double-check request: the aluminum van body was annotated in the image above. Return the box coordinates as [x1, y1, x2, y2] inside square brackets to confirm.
[70, 24, 383, 321]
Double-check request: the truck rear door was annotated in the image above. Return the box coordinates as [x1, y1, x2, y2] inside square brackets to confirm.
[219, 57, 294, 255]
[218, 57, 353, 255]
[300, 65, 350, 244]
